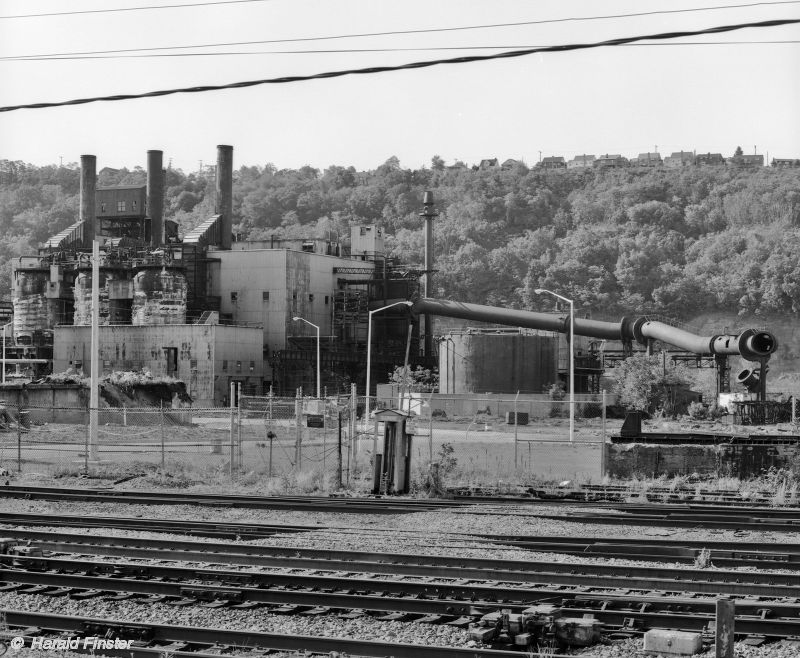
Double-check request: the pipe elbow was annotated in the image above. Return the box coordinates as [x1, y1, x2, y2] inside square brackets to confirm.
[737, 329, 778, 361]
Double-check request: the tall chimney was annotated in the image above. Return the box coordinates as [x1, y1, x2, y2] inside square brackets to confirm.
[147, 150, 164, 247]
[80, 154, 97, 245]
[420, 190, 438, 358]
[216, 145, 233, 249]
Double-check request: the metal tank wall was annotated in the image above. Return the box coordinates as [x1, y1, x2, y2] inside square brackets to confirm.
[132, 268, 187, 325]
[72, 272, 115, 326]
[438, 332, 559, 394]
[12, 272, 58, 341]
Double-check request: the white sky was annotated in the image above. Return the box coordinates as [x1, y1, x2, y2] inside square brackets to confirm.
[1, 0, 798, 173]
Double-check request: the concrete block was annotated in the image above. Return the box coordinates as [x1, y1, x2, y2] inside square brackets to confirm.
[643, 629, 703, 655]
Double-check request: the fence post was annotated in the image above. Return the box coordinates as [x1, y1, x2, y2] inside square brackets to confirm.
[229, 381, 236, 480]
[237, 382, 242, 471]
[350, 383, 357, 465]
[294, 390, 302, 470]
[16, 402, 21, 473]
[323, 411, 328, 473]
[513, 390, 519, 469]
[337, 410, 343, 489]
[601, 389, 607, 479]
[427, 391, 434, 462]
[160, 401, 165, 472]
[715, 596, 735, 658]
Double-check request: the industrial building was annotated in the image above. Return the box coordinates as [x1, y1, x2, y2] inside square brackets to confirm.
[8, 146, 425, 404]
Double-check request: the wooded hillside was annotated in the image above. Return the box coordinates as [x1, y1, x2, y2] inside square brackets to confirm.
[2, 156, 799, 323]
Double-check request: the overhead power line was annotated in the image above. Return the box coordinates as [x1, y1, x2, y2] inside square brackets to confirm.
[2, 0, 800, 59]
[0, 0, 273, 20]
[1, 18, 798, 113]
[8, 40, 800, 61]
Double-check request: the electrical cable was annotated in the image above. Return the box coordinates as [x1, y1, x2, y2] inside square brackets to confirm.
[1, 18, 797, 113]
[7, 40, 800, 61]
[3, 1, 799, 59]
[0, 0, 274, 20]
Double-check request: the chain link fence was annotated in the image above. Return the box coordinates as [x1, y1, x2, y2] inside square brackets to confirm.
[0, 391, 616, 490]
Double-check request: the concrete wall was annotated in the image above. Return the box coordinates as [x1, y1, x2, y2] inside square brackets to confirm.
[53, 324, 263, 406]
[606, 441, 800, 479]
[0, 383, 88, 423]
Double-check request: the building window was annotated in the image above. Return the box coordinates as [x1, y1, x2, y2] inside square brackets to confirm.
[100, 203, 106, 213]
[292, 291, 297, 300]
[222, 360, 228, 371]
[262, 291, 269, 302]
[117, 201, 126, 212]
[190, 359, 198, 371]
[249, 361, 255, 372]
[324, 295, 329, 305]
[230, 291, 238, 302]
[308, 294, 314, 302]
[132, 200, 137, 211]
[163, 347, 178, 376]
[236, 361, 242, 372]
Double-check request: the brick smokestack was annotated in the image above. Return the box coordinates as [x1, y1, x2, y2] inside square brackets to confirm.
[80, 154, 97, 245]
[147, 150, 164, 247]
[216, 144, 233, 249]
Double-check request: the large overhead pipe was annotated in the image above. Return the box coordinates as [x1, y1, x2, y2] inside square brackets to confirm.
[411, 298, 777, 361]
[216, 144, 233, 249]
[80, 154, 97, 245]
[147, 149, 164, 247]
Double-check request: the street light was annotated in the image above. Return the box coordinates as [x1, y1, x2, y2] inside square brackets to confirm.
[292, 316, 321, 399]
[535, 289, 574, 443]
[365, 301, 413, 424]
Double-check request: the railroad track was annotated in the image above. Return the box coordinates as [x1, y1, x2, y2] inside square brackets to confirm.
[3, 549, 800, 643]
[3, 530, 800, 588]
[4, 514, 800, 568]
[0, 609, 530, 658]
[0, 485, 466, 513]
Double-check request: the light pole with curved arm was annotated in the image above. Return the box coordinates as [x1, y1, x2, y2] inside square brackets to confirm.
[292, 316, 320, 399]
[365, 300, 413, 424]
[535, 289, 574, 443]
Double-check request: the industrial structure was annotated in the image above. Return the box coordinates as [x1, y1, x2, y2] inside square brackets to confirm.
[8, 146, 425, 404]
[4, 144, 781, 409]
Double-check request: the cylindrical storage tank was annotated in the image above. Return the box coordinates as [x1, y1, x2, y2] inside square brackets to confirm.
[438, 332, 559, 394]
[131, 268, 187, 325]
[12, 271, 57, 343]
[72, 271, 115, 325]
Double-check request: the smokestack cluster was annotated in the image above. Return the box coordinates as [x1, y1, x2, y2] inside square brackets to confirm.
[80, 154, 96, 244]
[147, 149, 164, 247]
[216, 144, 233, 249]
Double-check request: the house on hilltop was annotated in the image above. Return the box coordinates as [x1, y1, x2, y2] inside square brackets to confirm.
[664, 151, 695, 168]
[594, 154, 628, 168]
[696, 153, 725, 166]
[632, 153, 662, 167]
[567, 155, 595, 169]
[539, 156, 566, 170]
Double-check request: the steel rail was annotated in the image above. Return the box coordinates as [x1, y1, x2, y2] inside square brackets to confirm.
[9, 537, 800, 588]
[537, 511, 800, 532]
[0, 609, 526, 658]
[4, 518, 800, 568]
[5, 560, 800, 640]
[0, 485, 466, 513]
[5, 553, 800, 600]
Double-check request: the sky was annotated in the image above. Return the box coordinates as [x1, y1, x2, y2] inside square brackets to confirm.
[0, 0, 799, 173]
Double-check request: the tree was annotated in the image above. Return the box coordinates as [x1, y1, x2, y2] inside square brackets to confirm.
[734, 146, 744, 157]
[612, 352, 692, 416]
